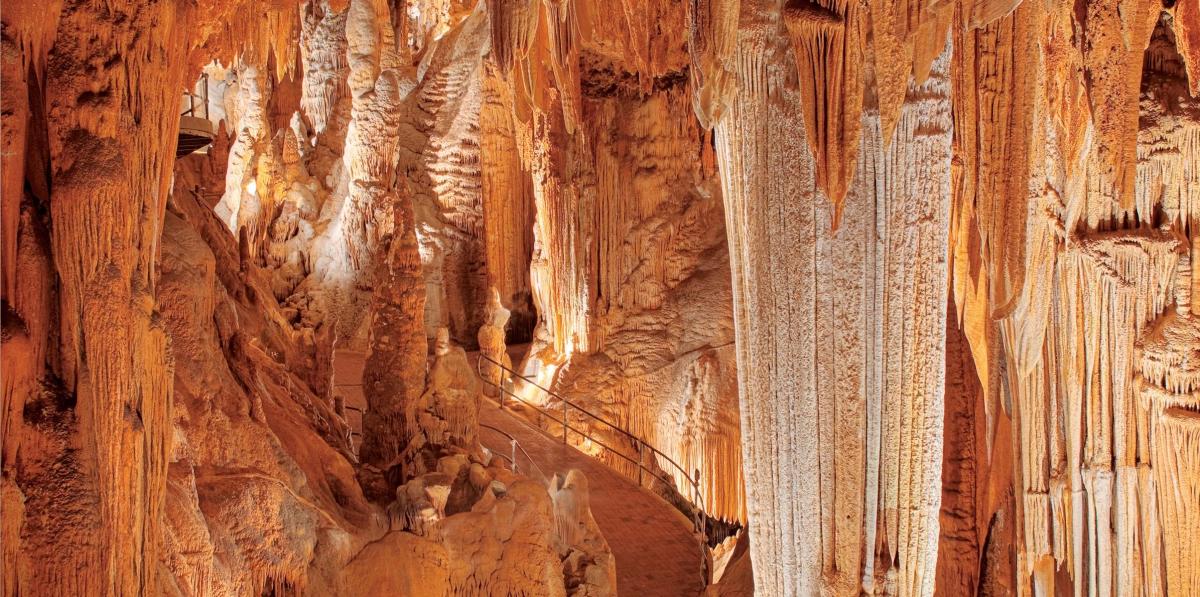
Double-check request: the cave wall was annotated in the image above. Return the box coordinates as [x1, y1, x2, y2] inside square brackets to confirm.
[3, 0, 190, 591]
[482, 0, 748, 528]
[4, 0, 1200, 595]
[0, 1, 605, 595]
[688, 0, 1200, 594]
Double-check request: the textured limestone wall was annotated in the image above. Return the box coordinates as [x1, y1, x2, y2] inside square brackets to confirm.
[481, 0, 748, 530]
[158, 170, 371, 595]
[2, 0, 186, 591]
[6, 0, 1200, 595]
[395, 6, 490, 346]
[1, 1, 612, 595]
[946, 7, 1200, 597]
[681, 0, 1200, 593]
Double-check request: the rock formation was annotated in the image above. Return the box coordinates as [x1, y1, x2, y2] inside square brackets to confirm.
[2, 1, 613, 595]
[478, 286, 513, 398]
[550, 470, 619, 596]
[4, 0, 1200, 595]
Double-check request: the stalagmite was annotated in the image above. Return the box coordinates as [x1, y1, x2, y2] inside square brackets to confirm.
[6, 0, 1200, 595]
[478, 287, 512, 398]
[422, 327, 481, 447]
[360, 189, 428, 473]
[550, 469, 618, 595]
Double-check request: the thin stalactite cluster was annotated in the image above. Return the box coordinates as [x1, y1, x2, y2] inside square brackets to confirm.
[3, 0, 1200, 595]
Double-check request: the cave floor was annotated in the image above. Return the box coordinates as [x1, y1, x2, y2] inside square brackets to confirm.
[479, 402, 707, 596]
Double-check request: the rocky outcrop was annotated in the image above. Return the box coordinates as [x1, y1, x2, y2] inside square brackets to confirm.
[381, 326, 616, 596]
[6, 0, 1200, 595]
[478, 287, 513, 398]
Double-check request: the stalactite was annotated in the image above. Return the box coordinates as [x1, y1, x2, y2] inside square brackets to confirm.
[300, 0, 350, 135]
[1139, 14, 1200, 228]
[1154, 406, 1200, 595]
[865, 0, 952, 145]
[782, 0, 865, 227]
[215, 62, 272, 232]
[1080, 0, 1160, 210]
[685, 0, 740, 129]
[341, 0, 403, 273]
[486, 0, 539, 74]
[1174, 0, 1200, 98]
[951, 2, 1041, 323]
[543, 0, 583, 134]
[0, 0, 63, 301]
[480, 61, 536, 332]
[933, 298, 988, 596]
[528, 76, 596, 357]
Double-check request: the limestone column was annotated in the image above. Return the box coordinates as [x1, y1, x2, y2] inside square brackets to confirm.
[699, 1, 954, 593]
[38, 0, 187, 593]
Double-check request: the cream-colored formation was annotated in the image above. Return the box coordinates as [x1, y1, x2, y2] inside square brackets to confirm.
[687, 0, 1200, 594]
[478, 287, 512, 398]
[4, 0, 1200, 595]
[2, 1, 614, 595]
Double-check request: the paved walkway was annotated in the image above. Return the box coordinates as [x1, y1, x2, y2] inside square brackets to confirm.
[333, 350, 368, 451]
[479, 402, 706, 596]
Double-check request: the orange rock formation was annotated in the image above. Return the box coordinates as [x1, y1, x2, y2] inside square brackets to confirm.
[2, 0, 1199, 595]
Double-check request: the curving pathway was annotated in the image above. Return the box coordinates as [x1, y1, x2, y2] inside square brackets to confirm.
[333, 347, 706, 595]
[478, 402, 707, 596]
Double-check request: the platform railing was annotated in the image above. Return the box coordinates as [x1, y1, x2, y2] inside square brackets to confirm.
[337, 393, 545, 483]
[181, 74, 210, 119]
[475, 353, 709, 540]
[479, 422, 547, 482]
[337, 355, 711, 585]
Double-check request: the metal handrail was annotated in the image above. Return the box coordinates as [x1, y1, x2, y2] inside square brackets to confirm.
[341, 404, 544, 484]
[181, 74, 210, 119]
[475, 353, 709, 534]
[479, 422, 546, 482]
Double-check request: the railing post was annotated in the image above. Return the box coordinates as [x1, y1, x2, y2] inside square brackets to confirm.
[562, 401, 568, 444]
[637, 443, 644, 487]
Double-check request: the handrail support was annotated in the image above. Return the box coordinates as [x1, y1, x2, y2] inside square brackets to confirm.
[637, 443, 644, 487]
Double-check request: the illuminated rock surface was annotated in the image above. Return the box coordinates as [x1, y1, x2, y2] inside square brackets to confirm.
[3, 0, 1199, 595]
